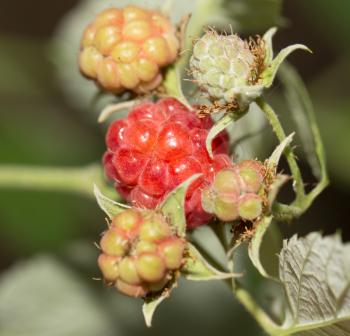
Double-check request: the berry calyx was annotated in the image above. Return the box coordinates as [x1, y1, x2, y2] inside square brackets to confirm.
[97, 208, 186, 298]
[79, 6, 179, 94]
[103, 98, 231, 229]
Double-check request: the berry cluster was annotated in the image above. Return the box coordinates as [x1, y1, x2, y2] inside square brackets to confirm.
[98, 208, 185, 298]
[103, 98, 231, 229]
[202, 160, 267, 222]
[79, 5, 179, 93]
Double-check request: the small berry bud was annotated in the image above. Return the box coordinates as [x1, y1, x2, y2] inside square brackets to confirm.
[238, 194, 263, 221]
[190, 31, 265, 108]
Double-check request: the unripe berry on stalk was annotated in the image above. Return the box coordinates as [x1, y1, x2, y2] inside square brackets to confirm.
[201, 160, 266, 223]
[190, 30, 265, 109]
[79, 6, 179, 94]
[97, 208, 186, 298]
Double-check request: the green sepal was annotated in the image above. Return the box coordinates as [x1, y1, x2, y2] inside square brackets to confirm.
[142, 280, 177, 328]
[159, 174, 201, 237]
[262, 44, 311, 89]
[206, 113, 235, 159]
[93, 184, 130, 219]
[182, 243, 239, 281]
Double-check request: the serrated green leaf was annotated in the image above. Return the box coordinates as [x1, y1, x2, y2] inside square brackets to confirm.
[159, 175, 201, 237]
[142, 281, 177, 328]
[206, 113, 236, 159]
[262, 44, 311, 89]
[182, 243, 238, 281]
[0, 256, 115, 336]
[277, 233, 350, 336]
[268, 133, 295, 171]
[93, 184, 130, 219]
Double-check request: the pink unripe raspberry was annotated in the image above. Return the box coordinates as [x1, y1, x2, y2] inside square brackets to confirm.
[103, 98, 231, 229]
[79, 6, 179, 93]
[97, 208, 186, 297]
[238, 193, 263, 221]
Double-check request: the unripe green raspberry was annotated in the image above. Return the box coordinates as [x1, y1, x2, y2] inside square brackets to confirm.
[100, 228, 129, 257]
[139, 213, 172, 242]
[238, 194, 263, 221]
[159, 238, 185, 270]
[136, 253, 166, 283]
[119, 257, 142, 285]
[214, 194, 239, 222]
[116, 280, 148, 298]
[235, 160, 265, 193]
[190, 31, 264, 108]
[98, 254, 120, 282]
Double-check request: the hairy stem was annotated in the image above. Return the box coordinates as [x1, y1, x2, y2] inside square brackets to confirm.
[0, 164, 119, 200]
[257, 97, 306, 206]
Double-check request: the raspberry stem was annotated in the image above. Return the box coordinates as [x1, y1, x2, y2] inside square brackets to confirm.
[257, 98, 306, 205]
[0, 164, 118, 200]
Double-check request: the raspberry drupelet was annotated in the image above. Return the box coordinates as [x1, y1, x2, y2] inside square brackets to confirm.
[103, 98, 231, 229]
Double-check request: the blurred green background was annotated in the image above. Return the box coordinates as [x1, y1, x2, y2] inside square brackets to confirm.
[0, 0, 349, 335]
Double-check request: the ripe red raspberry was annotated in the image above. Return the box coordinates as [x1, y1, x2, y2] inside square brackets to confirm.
[103, 98, 231, 229]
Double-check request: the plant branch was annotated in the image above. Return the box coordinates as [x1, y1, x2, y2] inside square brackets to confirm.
[0, 164, 119, 201]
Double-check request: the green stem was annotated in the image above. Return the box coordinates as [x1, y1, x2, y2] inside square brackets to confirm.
[234, 283, 280, 335]
[0, 164, 119, 200]
[257, 98, 306, 206]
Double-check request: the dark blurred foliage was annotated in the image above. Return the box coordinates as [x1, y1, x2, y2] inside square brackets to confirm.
[0, 1, 349, 335]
